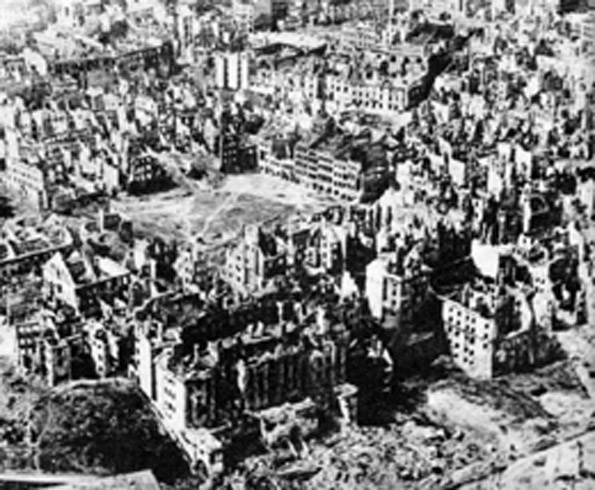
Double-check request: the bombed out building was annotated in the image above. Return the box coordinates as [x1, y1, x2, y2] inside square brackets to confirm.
[434, 243, 562, 379]
[131, 289, 360, 475]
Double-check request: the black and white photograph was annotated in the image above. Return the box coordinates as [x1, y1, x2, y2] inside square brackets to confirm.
[0, 0, 594, 488]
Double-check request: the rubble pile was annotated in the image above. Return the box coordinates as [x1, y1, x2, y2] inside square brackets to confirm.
[459, 431, 595, 489]
[229, 408, 500, 489]
[500, 360, 587, 396]
[431, 374, 552, 422]
[0, 360, 46, 471]
[29, 380, 189, 483]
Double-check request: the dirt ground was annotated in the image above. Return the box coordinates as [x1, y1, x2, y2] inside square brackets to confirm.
[458, 430, 595, 490]
[113, 173, 337, 246]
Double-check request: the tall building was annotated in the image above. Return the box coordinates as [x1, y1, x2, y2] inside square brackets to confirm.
[215, 51, 250, 90]
[223, 224, 287, 294]
[365, 249, 430, 329]
[441, 284, 500, 379]
[292, 136, 363, 202]
[437, 250, 559, 379]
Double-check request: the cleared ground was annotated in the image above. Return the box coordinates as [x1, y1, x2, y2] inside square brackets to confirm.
[113, 173, 338, 246]
[458, 430, 595, 490]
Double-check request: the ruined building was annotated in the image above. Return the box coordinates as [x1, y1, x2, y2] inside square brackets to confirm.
[131, 291, 358, 477]
[436, 247, 560, 379]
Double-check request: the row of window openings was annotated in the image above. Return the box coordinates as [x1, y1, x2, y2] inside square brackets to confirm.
[447, 323, 491, 339]
[452, 341, 490, 351]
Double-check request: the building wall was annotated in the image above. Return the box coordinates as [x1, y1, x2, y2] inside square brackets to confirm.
[136, 329, 156, 401]
[293, 143, 361, 201]
[223, 228, 286, 294]
[0, 316, 18, 362]
[76, 273, 131, 316]
[215, 55, 226, 88]
[16, 320, 44, 369]
[530, 261, 556, 330]
[44, 340, 72, 387]
[317, 226, 343, 272]
[155, 354, 187, 435]
[244, 339, 347, 412]
[442, 298, 497, 379]
[258, 144, 296, 179]
[91, 334, 109, 378]
[127, 156, 171, 195]
[493, 328, 559, 376]
[228, 52, 240, 90]
[578, 179, 595, 218]
[215, 52, 250, 90]
[5, 159, 47, 209]
[0, 245, 71, 283]
[366, 258, 429, 325]
[102, 161, 120, 194]
[326, 75, 408, 115]
[239, 53, 250, 91]
[43, 254, 78, 310]
[340, 26, 382, 51]
[224, 243, 249, 291]
[366, 258, 386, 319]
[392, 272, 429, 328]
[187, 374, 218, 428]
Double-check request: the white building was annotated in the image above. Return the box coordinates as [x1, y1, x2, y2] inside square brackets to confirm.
[5, 159, 47, 209]
[153, 348, 224, 476]
[365, 250, 430, 326]
[155, 349, 187, 435]
[326, 74, 410, 116]
[215, 51, 250, 90]
[85, 319, 120, 378]
[442, 295, 497, 379]
[43, 252, 78, 309]
[578, 179, 595, 218]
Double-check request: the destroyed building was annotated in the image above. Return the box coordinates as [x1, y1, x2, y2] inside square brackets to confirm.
[0, 215, 74, 282]
[130, 288, 360, 477]
[435, 244, 561, 379]
[223, 224, 288, 295]
[43, 250, 132, 317]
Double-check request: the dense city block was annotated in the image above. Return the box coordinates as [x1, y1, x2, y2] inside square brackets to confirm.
[0, 0, 595, 488]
